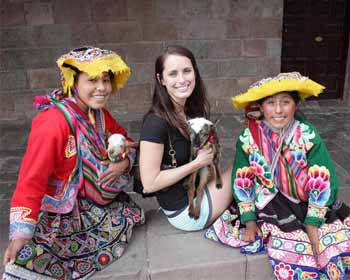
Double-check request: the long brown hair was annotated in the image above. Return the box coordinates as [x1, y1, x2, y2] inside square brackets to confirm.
[144, 45, 210, 136]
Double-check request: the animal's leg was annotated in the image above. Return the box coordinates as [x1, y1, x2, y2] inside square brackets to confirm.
[214, 162, 223, 189]
[192, 167, 210, 219]
[186, 171, 197, 218]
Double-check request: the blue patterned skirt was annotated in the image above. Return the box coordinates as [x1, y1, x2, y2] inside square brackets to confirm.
[3, 192, 145, 280]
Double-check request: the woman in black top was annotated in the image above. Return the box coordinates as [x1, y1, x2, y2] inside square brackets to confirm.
[139, 46, 233, 231]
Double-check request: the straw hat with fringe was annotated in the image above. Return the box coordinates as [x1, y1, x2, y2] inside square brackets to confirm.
[232, 72, 325, 110]
[57, 46, 131, 96]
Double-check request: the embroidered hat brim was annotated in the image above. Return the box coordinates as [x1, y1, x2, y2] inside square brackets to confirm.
[57, 46, 131, 95]
[232, 72, 326, 109]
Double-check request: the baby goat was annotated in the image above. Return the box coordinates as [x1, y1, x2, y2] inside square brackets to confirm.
[185, 118, 222, 219]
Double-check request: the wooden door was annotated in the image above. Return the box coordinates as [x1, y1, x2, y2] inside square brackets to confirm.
[281, 0, 350, 99]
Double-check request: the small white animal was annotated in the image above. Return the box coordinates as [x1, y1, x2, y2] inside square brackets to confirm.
[107, 133, 127, 162]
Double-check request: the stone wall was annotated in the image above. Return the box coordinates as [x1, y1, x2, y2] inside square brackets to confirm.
[1, 0, 283, 119]
[0, 0, 284, 203]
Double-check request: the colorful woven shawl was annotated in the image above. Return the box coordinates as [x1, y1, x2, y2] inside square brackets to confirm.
[249, 119, 309, 203]
[34, 89, 131, 213]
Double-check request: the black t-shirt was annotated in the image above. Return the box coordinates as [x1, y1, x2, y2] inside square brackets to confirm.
[140, 113, 190, 211]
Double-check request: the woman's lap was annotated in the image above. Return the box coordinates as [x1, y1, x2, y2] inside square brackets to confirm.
[162, 187, 212, 231]
[3, 193, 145, 280]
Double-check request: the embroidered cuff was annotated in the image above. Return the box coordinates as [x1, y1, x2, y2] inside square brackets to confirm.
[304, 204, 328, 227]
[9, 207, 37, 240]
[238, 202, 257, 224]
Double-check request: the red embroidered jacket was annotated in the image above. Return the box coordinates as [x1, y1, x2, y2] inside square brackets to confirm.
[10, 107, 132, 240]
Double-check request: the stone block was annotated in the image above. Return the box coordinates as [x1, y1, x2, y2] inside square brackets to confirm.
[117, 83, 152, 113]
[236, 76, 259, 94]
[0, 197, 10, 219]
[0, 215, 9, 273]
[266, 38, 282, 58]
[146, 209, 180, 237]
[0, 94, 15, 118]
[0, 118, 29, 151]
[164, 40, 209, 59]
[128, 117, 144, 134]
[0, 0, 25, 26]
[0, 156, 22, 178]
[181, 20, 227, 40]
[197, 60, 217, 79]
[210, 0, 232, 19]
[0, 181, 17, 200]
[127, 63, 154, 84]
[209, 97, 235, 114]
[229, 0, 264, 17]
[142, 21, 178, 41]
[93, 0, 127, 22]
[333, 160, 349, 188]
[250, 18, 282, 38]
[207, 39, 241, 59]
[53, 0, 92, 24]
[1, 26, 34, 48]
[205, 78, 237, 99]
[258, 57, 281, 77]
[126, 0, 152, 19]
[212, 113, 244, 139]
[24, 2, 54, 25]
[71, 23, 98, 46]
[108, 43, 163, 63]
[32, 25, 71, 47]
[182, 0, 209, 18]
[28, 68, 60, 89]
[226, 19, 250, 38]
[14, 91, 41, 118]
[154, 0, 181, 18]
[1, 25, 69, 48]
[0, 70, 27, 90]
[98, 22, 142, 43]
[218, 59, 258, 77]
[329, 149, 350, 176]
[1, 48, 66, 70]
[246, 254, 274, 280]
[338, 188, 350, 206]
[147, 210, 246, 280]
[261, 0, 283, 17]
[243, 39, 267, 57]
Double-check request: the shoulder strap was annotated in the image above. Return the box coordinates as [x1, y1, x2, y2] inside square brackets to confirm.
[167, 129, 177, 168]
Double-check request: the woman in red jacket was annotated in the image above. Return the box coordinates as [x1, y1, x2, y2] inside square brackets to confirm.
[2, 46, 144, 280]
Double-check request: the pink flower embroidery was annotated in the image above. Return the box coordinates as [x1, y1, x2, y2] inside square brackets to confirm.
[307, 165, 331, 205]
[274, 262, 294, 280]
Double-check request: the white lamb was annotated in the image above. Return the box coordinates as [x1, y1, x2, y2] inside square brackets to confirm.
[107, 133, 127, 162]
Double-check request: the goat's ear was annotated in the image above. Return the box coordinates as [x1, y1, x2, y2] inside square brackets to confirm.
[211, 126, 219, 142]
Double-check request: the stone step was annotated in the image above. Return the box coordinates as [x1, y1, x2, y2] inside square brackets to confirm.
[92, 209, 273, 280]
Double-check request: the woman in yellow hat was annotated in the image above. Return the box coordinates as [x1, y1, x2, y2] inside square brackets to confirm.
[2, 47, 144, 279]
[207, 72, 350, 279]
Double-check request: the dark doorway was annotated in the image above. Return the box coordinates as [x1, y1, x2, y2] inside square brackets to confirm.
[281, 0, 350, 99]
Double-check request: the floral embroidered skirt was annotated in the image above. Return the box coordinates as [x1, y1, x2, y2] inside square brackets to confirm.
[205, 193, 350, 280]
[3, 192, 145, 280]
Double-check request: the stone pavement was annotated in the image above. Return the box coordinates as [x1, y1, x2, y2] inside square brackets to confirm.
[1, 100, 350, 279]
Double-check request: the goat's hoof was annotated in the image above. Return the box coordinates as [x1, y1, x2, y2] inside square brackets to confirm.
[189, 211, 199, 219]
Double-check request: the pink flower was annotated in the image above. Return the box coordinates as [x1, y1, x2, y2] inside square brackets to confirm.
[274, 262, 294, 280]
